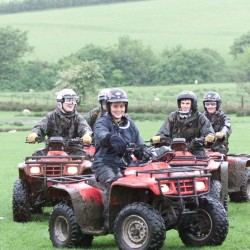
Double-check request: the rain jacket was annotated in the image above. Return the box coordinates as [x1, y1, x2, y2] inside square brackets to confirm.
[204, 110, 232, 153]
[92, 113, 145, 171]
[32, 107, 92, 140]
[157, 110, 215, 143]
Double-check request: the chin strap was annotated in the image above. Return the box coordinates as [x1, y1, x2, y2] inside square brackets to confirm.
[178, 110, 192, 119]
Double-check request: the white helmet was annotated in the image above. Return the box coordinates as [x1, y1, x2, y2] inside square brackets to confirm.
[98, 89, 110, 104]
[56, 89, 79, 104]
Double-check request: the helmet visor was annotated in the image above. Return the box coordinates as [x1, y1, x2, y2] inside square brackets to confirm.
[64, 97, 78, 104]
[204, 101, 217, 108]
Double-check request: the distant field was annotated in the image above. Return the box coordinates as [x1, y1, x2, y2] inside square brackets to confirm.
[1, 0, 250, 61]
[1, 82, 249, 110]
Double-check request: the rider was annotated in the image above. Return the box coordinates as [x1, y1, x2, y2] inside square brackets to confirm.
[84, 89, 110, 131]
[151, 90, 215, 155]
[92, 88, 145, 230]
[26, 88, 92, 155]
[203, 91, 232, 154]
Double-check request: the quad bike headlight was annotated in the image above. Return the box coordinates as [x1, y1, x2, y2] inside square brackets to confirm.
[66, 166, 78, 175]
[160, 184, 170, 193]
[195, 181, 206, 191]
[29, 166, 42, 175]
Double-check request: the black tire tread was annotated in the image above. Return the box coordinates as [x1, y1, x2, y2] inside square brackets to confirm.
[12, 179, 31, 222]
[114, 202, 166, 250]
[49, 203, 93, 248]
[178, 196, 229, 246]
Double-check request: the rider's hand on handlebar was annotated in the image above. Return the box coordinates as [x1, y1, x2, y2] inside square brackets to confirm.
[150, 135, 172, 146]
[108, 134, 126, 155]
[150, 136, 161, 143]
[215, 132, 225, 139]
[204, 133, 216, 143]
[82, 134, 92, 144]
[26, 132, 38, 143]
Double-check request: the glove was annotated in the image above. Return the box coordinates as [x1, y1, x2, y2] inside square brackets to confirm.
[205, 133, 215, 143]
[151, 136, 161, 143]
[26, 132, 38, 143]
[151, 135, 172, 146]
[134, 149, 144, 160]
[82, 134, 92, 144]
[216, 132, 225, 139]
[109, 134, 127, 155]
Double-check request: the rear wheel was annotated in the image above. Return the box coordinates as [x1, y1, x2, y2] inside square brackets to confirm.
[49, 203, 93, 248]
[178, 196, 228, 246]
[12, 179, 31, 222]
[229, 169, 250, 202]
[209, 180, 228, 211]
[114, 202, 166, 250]
[240, 169, 250, 201]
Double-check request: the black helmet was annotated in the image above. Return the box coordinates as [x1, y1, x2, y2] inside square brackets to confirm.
[203, 91, 221, 111]
[177, 91, 198, 111]
[106, 88, 128, 113]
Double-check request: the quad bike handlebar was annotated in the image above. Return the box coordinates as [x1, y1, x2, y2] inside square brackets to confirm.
[127, 143, 175, 164]
[151, 136, 207, 151]
[26, 136, 93, 146]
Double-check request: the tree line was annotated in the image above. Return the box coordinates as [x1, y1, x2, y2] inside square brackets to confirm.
[1, 26, 250, 100]
[0, 0, 143, 14]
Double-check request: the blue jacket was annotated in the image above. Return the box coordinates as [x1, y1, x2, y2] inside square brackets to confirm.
[92, 113, 145, 170]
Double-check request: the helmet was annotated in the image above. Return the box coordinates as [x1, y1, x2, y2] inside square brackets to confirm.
[106, 88, 128, 113]
[203, 91, 221, 111]
[177, 91, 198, 111]
[56, 89, 79, 104]
[98, 89, 110, 104]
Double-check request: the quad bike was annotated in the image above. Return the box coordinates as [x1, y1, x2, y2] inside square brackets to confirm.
[157, 137, 250, 207]
[47, 142, 229, 249]
[153, 137, 229, 210]
[12, 136, 93, 222]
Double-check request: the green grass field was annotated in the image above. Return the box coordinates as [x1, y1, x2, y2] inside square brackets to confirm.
[1, 0, 250, 61]
[1, 1, 250, 247]
[0, 117, 250, 249]
[1, 82, 250, 114]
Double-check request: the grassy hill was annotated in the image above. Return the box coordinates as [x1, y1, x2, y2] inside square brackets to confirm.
[0, 0, 250, 62]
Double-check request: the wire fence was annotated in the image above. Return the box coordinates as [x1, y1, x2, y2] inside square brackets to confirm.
[1, 92, 250, 115]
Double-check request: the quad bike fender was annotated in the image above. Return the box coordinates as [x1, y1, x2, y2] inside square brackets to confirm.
[219, 161, 229, 200]
[46, 183, 104, 233]
[17, 162, 29, 177]
[227, 156, 250, 192]
[113, 176, 161, 195]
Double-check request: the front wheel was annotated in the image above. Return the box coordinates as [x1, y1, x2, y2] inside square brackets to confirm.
[178, 196, 229, 247]
[114, 202, 166, 250]
[49, 203, 93, 248]
[12, 179, 31, 222]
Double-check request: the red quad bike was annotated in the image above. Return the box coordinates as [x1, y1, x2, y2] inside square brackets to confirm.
[47, 142, 229, 249]
[163, 138, 229, 210]
[12, 136, 93, 222]
[155, 137, 250, 207]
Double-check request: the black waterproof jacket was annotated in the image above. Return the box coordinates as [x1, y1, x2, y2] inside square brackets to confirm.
[204, 110, 232, 153]
[32, 108, 92, 140]
[157, 110, 215, 143]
